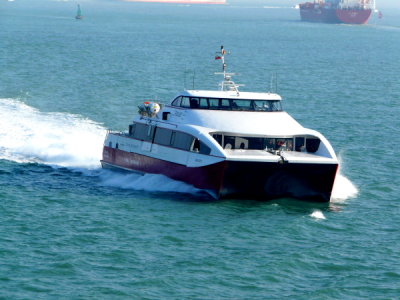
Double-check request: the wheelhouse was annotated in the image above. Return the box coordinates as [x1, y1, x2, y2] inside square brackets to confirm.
[171, 96, 283, 112]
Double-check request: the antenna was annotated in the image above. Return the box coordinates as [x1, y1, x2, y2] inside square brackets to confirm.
[270, 74, 273, 93]
[269, 72, 278, 93]
[184, 69, 187, 90]
[214, 45, 243, 94]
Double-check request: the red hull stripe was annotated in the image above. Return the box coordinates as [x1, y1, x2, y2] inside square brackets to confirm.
[102, 146, 338, 202]
[102, 146, 225, 192]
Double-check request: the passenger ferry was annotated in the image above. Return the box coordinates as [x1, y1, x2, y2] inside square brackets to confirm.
[101, 47, 339, 202]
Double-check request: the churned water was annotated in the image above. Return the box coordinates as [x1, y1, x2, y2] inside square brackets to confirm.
[1, 1, 399, 299]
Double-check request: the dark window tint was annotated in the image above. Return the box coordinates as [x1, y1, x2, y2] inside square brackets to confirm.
[209, 98, 219, 109]
[212, 134, 223, 146]
[192, 139, 211, 155]
[154, 127, 173, 146]
[306, 138, 320, 153]
[133, 123, 153, 141]
[224, 136, 236, 149]
[220, 99, 230, 109]
[172, 132, 193, 150]
[129, 124, 135, 136]
[295, 137, 305, 151]
[199, 98, 209, 109]
[162, 112, 170, 120]
[189, 98, 199, 108]
[199, 141, 211, 155]
[181, 97, 190, 108]
[231, 100, 252, 111]
[171, 96, 182, 107]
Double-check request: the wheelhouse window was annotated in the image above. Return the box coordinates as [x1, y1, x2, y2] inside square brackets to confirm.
[171, 96, 283, 112]
[181, 97, 191, 108]
[171, 96, 182, 107]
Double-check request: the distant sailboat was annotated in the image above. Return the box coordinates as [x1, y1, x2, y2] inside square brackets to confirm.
[75, 4, 83, 20]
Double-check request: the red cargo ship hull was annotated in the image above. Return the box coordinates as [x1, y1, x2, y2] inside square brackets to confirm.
[299, 3, 372, 24]
[336, 9, 372, 24]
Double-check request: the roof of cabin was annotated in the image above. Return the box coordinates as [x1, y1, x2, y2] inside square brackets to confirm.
[178, 90, 282, 101]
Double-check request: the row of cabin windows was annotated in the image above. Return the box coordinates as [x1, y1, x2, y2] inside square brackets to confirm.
[129, 123, 211, 155]
[212, 134, 320, 153]
[171, 96, 283, 112]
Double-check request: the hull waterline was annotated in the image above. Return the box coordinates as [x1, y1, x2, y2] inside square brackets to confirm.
[101, 147, 338, 202]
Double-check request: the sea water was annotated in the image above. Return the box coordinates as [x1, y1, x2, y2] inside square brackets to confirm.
[0, 1, 399, 299]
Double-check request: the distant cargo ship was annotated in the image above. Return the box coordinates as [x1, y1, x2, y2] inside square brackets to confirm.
[123, 0, 226, 4]
[299, 0, 374, 24]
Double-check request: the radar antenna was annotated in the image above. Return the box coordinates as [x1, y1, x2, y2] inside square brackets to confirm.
[214, 45, 244, 95]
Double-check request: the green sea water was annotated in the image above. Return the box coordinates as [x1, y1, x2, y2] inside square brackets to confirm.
[1, 1, 400, 299]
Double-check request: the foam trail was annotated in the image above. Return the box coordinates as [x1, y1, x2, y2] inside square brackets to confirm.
[98, 170, 203, 195]
[0, 98, 202, 196]
[331, 153, 359, 202]
[0, 98, 106, 169]
[331, 173, 358, 202]
[310, 210, 326, 220]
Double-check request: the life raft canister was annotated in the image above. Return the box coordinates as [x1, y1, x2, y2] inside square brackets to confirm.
[138, 101, 161, 117]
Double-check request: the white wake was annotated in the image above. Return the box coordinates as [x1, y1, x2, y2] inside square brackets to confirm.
[0, 98, 200, 195]
[0, 98, 105, 168]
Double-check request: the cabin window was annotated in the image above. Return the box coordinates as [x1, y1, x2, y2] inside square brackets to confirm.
[220, 99, 230, 109]
[170, 131, 176, 145]
[162, 112, 170, 120]
[295, 137, 305, 152]
[211, 133, 294, 151]
[192, 139, 211, 155]
[212, 134, 223, 146]
[209, 98, 220, 109]
[172, 97, 282, 112]
[129, 124, 136, 136]
[193, 139, 200, 152]
[189, 97, 199, 108]
[248, 137, 266, 150]
[224, 136, 236, 149]
[306, 138, 320, 153]
[133, 123, 154, 141]
[275, 138, 293, 151]
[180, 97, 191, 108]
[172, 132, 194, 151]
[154, 127, 173, 146]
[231, 100, 252, 111]
[199, 98, 209, 109]
[270, 101, 282, 112]
[171, 96, 182, 107]
[200, 142, 211, 155]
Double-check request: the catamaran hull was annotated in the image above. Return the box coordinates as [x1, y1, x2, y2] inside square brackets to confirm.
[101, 146, 338, 202]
